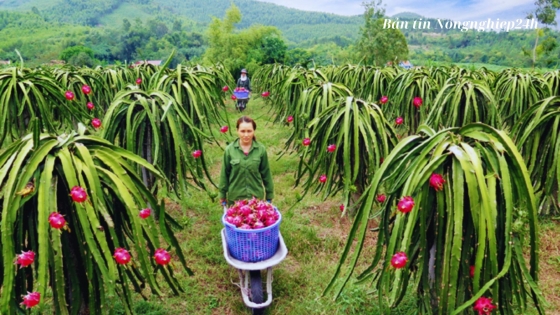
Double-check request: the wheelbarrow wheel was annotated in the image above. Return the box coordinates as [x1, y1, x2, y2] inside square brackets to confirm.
[249, 270, 264, 315]
[237, 99, 247, 112]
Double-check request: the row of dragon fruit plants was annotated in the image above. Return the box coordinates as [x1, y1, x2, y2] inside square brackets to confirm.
[0, 59, 240, 314]
[251, 63, 558, 314]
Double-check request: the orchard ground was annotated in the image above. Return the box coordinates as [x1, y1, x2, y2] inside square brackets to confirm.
[115, 97, 560, 315]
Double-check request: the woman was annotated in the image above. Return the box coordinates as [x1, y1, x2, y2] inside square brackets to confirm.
[236, 69, 251, 111]
[219, 116, 274, 206]
[237, 68, 252, 92]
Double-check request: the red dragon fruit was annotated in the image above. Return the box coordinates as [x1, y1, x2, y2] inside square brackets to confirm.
[429, 173, 445, 191]
[397, 196, 414, 213]
[21, 292, 40, 309]
[224, 197, 280, 230]
[413, 96, 423, 108]
[391, 252, 408, 269]
[81, 85, 92, 95]
[154, 248, 171, 265]
[15, 250, 35, 268]
[48, 212, 66, 229]
[139, 208, 151, 219]
[70, 186, 87, 203]
[64, 91, 75, 101]
[113, 248, 131, 265]
[473, 297, 496, 315]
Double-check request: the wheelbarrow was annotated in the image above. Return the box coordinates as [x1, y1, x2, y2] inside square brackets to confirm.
[221, 211, 288, 314]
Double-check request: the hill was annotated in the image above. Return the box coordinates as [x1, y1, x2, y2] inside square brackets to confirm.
[0, 0, 363, 43]
[392, 11, 424, 19]
[1, 0, 557, 69]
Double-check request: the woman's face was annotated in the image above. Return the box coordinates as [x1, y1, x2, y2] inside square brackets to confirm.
[241, 73, 247, 78]
[237, 122, 254, 145]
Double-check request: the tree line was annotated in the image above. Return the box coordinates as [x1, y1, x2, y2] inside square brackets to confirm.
[1, 0, 559, 70]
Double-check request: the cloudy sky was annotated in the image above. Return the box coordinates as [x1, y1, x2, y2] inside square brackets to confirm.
[256, 0, 538, 22]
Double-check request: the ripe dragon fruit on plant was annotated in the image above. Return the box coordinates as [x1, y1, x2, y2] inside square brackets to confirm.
[379, 95, 388, 104]
[473, 297, 496, 315]
[48, 212, 66, 229]
[429, 173, 445, 191]
[81, 85, 92, 95]
[92, 118, 102, 129]
[21, 292, 40, 309]
[397, 196, 415, 213]
[64, 91, 75, 101]
[413, 96, 423, 108]
[113, 248, 131, 265]
[391, 252, 408, 269]
[139, 208, 151, 219]
[154, 248, 171, 265]
[70, 186, 87, 203]
[15, 250, 35, 268]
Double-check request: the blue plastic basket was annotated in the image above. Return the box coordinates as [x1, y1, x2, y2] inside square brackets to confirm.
[222, 210, 282, 262]
[233, 90, 250, 99]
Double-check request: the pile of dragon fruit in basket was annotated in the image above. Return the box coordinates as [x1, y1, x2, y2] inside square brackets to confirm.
[234, 87, 248, 92]
[225, 198, 280, 230]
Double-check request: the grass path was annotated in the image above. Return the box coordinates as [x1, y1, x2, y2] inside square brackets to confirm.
[128, 97, 560, 315]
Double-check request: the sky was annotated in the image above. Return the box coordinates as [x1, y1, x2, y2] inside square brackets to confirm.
[256, 0, 538, 22]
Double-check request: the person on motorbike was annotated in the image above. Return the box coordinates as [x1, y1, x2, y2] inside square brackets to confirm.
[236, 69, 251, 111]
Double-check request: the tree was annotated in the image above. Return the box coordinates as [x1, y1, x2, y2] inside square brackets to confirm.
[258, 35, 287, 64]
[356, 0, 409, 66]
[172, 19, 182, 32]
[59, 45, 95, 63]
[122, 18, 131, 32]
[203, 4, 283, 72]
[525, 0, 560, 67]
[68, 51, 95, 67]
[285, 48, 313, 66]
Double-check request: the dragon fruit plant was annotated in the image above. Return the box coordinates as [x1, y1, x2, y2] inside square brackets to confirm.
[325, 123, 545, 314]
